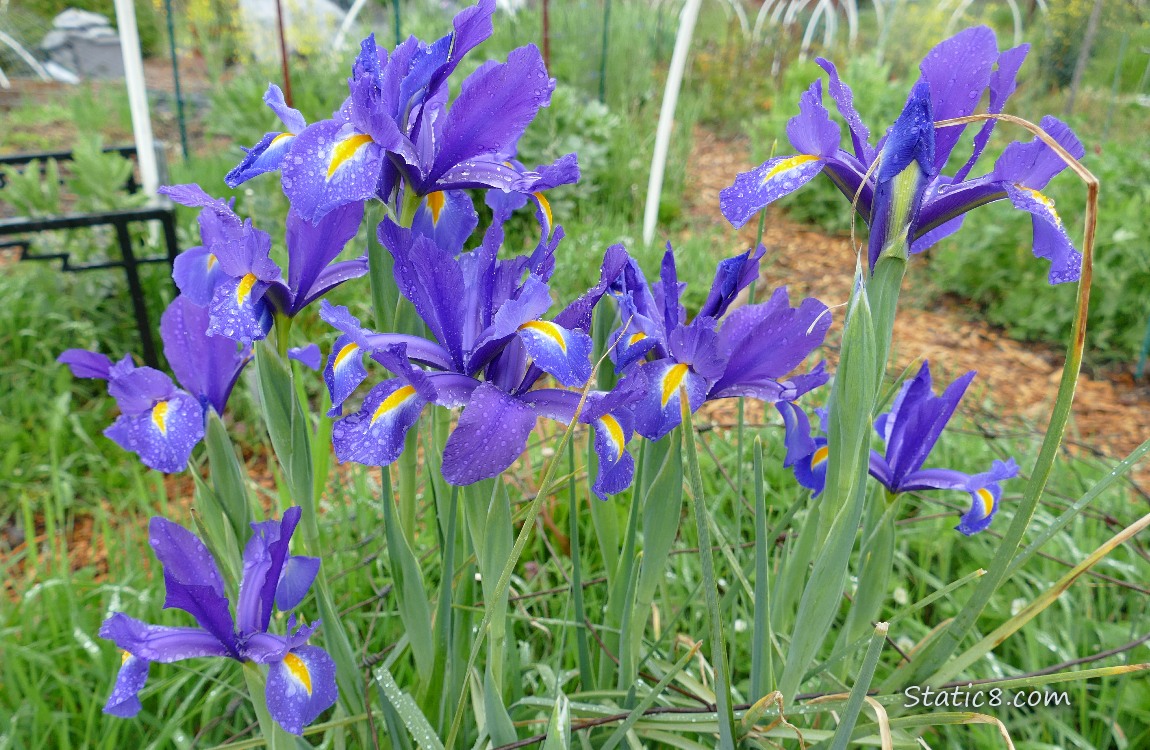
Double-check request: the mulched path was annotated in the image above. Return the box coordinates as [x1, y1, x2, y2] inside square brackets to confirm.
[682, 129, 1150, 493]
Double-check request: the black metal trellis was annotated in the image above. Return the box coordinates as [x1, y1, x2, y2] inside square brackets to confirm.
[0, 146, 179, 369]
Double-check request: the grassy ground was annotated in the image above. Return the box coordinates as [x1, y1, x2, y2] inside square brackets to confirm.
[2, 1, 1149, 748]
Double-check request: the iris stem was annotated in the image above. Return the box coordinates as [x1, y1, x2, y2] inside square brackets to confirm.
[273, 312, 293, 359]
[681, 396, 737, 749]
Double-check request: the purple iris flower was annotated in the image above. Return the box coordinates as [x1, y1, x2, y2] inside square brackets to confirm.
[319, 211, 638, 493]
[721, 26, 1084, 284]
[163, 184, 365, 343]
[255, 0, 577, 224]
[58, 296, 249, 473]
[224, 84, 307, 188]
[606, 244, 831, 441]
[99, 507, 334, 735]
[780, 362, 1019, 535]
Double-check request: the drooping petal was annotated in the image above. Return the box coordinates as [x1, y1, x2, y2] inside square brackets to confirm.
[324, 333, 369, 416]
[207, 271, 275, 344]
[225, 84, 306, 187]
[632, 359, 710, 441]
[99, 612, 232, 662]
[265, 646, 339, 735]
[591, 412, 635, 499]
[173, 245, 228, 307]
[668, 321, 727, 381]
[58, 349, 114, 380]
[282, 119, 383, 223]
[1003, 182, 1082, 285]
[794, 437, 829, 496]
[332, 376, 429, 466]
[721, 79, 839, 228]
[412, 190, 479, 255]
[720, 153, 827, 229]
[147, 517, 237, 651]
[515, 320, 593, 387]
[104, 390, 205, 473]
[441, 382, 537, 485]
[956, 459, 1019, 535]
[467, 274, 554, 375]
[108, 366, 176, 415]
[103, 651, 150, 718]
[777, 401, 815, 468]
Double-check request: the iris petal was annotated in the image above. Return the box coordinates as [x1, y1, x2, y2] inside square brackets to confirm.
[265, 646, 339, 735]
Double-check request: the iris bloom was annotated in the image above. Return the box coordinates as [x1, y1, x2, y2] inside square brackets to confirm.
[58, 295, 249, 472]
[228, 0, 576, 225]
[164, 184, 365, 343]
[607, 245, 830, 441]
[320, 211, 640, 495]
[721, 26, 1084, 284]
[99, 507, 334, 735]
[780, 362, 1019, 535]
[224, 84, 307, 188]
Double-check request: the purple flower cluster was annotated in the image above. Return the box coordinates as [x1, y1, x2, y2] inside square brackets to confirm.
[101, 508, 336, 735]
[721, 26, 1084, 284]
[55, 6, 1073, 737]
[779, 363, 1019, 535]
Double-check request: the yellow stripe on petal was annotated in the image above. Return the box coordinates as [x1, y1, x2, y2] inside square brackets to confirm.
[270, 132, 294, 146]
[660, 363, 689, 408]
[333, 342, 359, 369]
[519, 321, 568, 353]
[121, 650, 132, 665]
[1016, 184, 1062, 227]
[533, 191, 553, 233]
[600, 414, 625, 461]
[152, 401, 170, 435]
[427, 191, 446, 225]
[627, 332, 647, 346]
[370, 385, 416, 425]
[207, 253, 218, 270]
[811, 445, 829, 467]
[236, 273, 258, 305]
[282, 652, 313, 696]
[976, 487, 995, 518]
[327, 133, 374, 180]
[762, 154, 820, 184]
